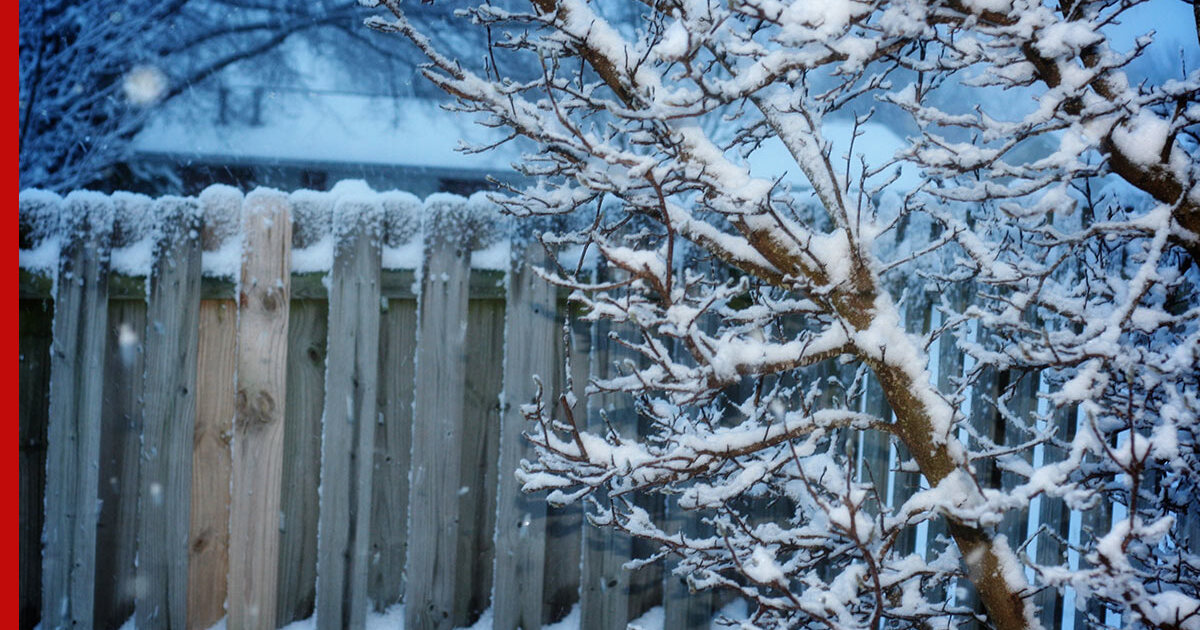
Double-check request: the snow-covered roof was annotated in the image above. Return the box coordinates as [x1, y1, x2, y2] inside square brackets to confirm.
[132, 90, 527, 174]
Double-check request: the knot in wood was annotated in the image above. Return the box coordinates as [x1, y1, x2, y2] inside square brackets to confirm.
[236, 389, 277, 426]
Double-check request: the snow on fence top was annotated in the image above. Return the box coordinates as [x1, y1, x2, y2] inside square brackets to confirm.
[17, 181, 515, 279]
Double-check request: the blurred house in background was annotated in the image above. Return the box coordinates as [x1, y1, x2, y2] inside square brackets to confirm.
[131, 83, 526, 197]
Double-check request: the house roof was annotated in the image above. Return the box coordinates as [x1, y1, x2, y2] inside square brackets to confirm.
[132, 89, 528, 176]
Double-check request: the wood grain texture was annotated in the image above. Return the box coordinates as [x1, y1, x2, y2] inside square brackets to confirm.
[456, 298, 504, 626]
[315, 202, 383, 630]
[42, 193, 114, 630]
[95, 301, 146, 630]
[405, 225, 471, 630]
[276, 301, 328, 626]
[229, 189, 292, 630]
[369, 299, 417, 611]
[20, 300, 53, 630]
[579, 313, 634, 630]
[541, 314, 586, 625]
[137, 197, 204, 630]
[190, 301, 237, 630]
[492, 244, 556, 630]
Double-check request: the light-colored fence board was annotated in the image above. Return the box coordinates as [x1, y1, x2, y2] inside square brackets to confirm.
[229, 189, 293, 630]
[405, 206, 473, 630]
[369, 299, 417, 610]
[276, 301, 328, 625]
[316, 200, 383, 630]
[95, 301, 145, 630]
[137, 197, 204, 630]
[190, 300, 237, 630]
[493, 243, 557, 630]
[42, 192, 114, 630]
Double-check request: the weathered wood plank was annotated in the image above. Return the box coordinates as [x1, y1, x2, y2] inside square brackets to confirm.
[137, 197, 204, 630]
[93, 192, 156, 630]
[542, 312, 586, 625]
[405, 199, 474, 630]
[19, 300, 53, 630]
[229, 189, 292, 630]
[43, 191, 114, 630]
[276, 301, 327, 626]
[579, 307, 635, 630]
[316, 199, 383, 630]
[369, 298, 417, 610]
[456, 298, 505, 625]
[189, 300, 237, 630]
[94, 301, 145, 630]
[189, 186, 241, 630]
[493, 244, 556, 630]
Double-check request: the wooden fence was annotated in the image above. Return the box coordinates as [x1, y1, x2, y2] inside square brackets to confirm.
[17, 186, 687, 630]
[17, 185, 1109, 630]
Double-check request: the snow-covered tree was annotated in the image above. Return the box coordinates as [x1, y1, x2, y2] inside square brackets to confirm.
[364, 0, 1199, 628]
[17, 0, 496, 192]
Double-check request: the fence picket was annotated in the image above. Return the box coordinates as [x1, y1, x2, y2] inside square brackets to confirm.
[662, 496, 714, 630]
[579, 297, 634, 630]
[42, 192, 114, 630]
[458, 298, 505, 623]
[95, 301, 144, 630]
[1034, 401, 1073, 629]
[229, 189, 292, 630]
[405, 198, 474, 630]
[541, 315, 587, 624]
[188, 184, 243, 630]
[189, 300, 237, 630]
[493, 243, 556, 630]
[136, 197, 203, 629]
[369, 299, 417, 610]
[276, 301, 328, 625]
[315, 199, 383, 630]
